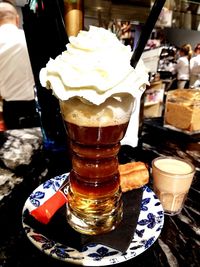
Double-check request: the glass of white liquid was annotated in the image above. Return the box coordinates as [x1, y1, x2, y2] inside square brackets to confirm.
[152, 156, 195, 216]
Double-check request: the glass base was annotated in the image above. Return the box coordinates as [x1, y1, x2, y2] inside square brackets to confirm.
[66, 197, 123, 235]
[164, 209, 182, 216]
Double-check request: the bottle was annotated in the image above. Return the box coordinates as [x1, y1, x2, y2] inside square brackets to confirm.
[64, 0, 84, 37]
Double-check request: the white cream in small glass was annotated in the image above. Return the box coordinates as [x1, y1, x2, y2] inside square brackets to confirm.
[152, 156, 195, 215]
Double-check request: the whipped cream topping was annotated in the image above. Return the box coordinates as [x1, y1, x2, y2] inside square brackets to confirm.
[40, 26, 149, 105]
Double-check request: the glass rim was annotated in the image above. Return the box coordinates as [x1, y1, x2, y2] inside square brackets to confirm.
[152, 156, 195, 176]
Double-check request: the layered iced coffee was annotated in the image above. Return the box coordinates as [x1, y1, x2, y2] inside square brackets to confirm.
[40, 26, 149, 234]
[59, 95, 134, 234]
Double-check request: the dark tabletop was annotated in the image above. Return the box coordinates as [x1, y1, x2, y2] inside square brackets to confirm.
[0, 118, 199, 267]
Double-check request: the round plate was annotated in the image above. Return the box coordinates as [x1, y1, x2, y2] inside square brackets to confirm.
[22, 173, 164, 266]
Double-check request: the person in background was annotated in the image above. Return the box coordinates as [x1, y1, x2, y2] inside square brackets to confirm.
[0, 1, 39, 129]
[190, 43, 200, 88]
[173, 43, 193, 89]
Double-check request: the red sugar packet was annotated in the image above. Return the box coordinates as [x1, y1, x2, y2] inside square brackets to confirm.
[30, 180, 68, 224]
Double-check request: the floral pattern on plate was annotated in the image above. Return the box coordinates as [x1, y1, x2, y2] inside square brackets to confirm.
[22, 173, 164, 266]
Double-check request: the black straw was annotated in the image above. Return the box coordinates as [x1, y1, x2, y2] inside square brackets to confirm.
[130, 0, 166, 68]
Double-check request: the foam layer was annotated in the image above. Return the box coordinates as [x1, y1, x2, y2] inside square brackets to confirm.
[155, 158, 193, 175]
[60, 94, 134, 127]
[39, 26, 149, 105]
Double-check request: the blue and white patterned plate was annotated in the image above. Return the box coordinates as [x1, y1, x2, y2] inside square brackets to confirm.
[22, 173, 164, 266]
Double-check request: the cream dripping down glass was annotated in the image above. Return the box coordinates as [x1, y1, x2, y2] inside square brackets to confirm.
[40, 26, 149, 235]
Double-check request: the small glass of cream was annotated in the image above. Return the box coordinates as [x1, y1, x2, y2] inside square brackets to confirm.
[152, 156, 195, 216]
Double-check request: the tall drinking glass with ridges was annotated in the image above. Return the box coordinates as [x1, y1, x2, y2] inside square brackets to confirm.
[40, 26, 149, 235]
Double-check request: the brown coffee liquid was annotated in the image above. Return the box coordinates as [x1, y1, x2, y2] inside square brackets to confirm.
[65, 121, 129, 235]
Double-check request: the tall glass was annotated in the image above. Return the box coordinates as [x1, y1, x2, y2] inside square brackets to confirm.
[60, 94, 135, 235]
